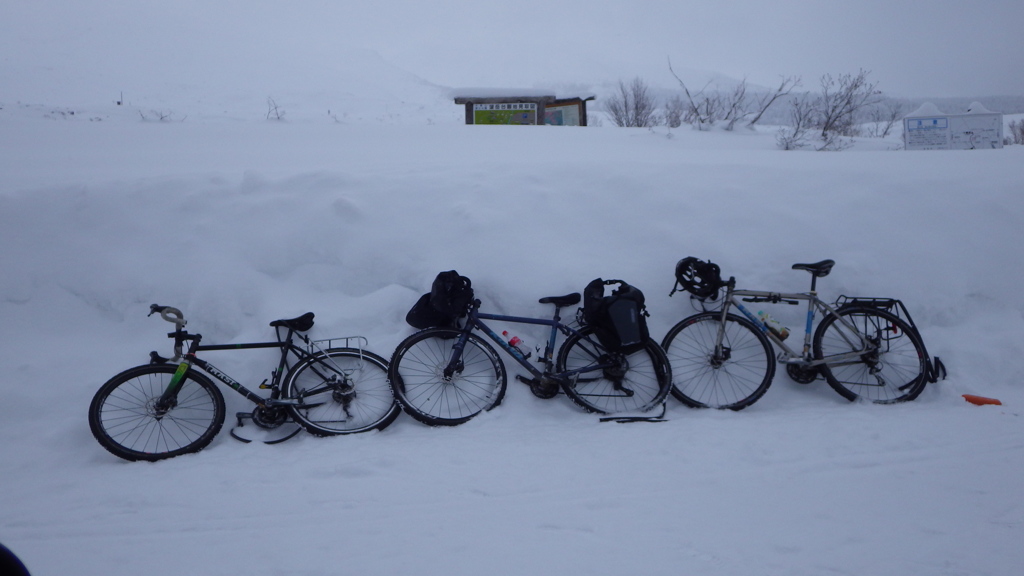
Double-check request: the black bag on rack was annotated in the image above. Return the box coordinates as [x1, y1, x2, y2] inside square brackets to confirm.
[582, 278, 650, 355]
[405, 270, 474, 329]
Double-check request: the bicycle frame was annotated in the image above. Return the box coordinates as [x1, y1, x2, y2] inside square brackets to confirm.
[442, 300, 600, 384]
[715, 280, 874, 369]
[154, 326, 366, 413]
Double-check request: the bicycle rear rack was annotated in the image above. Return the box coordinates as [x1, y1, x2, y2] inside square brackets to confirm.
[307, 335, 369, 356]
[834, 295, 946, 383]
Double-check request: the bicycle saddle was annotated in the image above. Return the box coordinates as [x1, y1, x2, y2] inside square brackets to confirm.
[270, 312, 315, 332]
[792, 260, 835, 277]
[539, 293, 582, 307]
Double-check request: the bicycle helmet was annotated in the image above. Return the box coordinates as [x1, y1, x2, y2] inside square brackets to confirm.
[673, 257, 723, 300]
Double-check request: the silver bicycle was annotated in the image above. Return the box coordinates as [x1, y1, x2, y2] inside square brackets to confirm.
[662, 257, 940, 409]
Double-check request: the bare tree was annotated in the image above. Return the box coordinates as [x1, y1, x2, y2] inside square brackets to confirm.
[865, 100, 905, 138]
[1006, 119, 1024, 145]
[669, 59, 796, 131]
[776, 95, 815, 150]
[664, 94, 685, 128]
[746, 76, 801, 127]
[817, 69, 881, 139]
[719, 80, 749, 131]
[266, 97, 286, 121]
[668, 59, 716, 129]
[604, 77, 659, 127]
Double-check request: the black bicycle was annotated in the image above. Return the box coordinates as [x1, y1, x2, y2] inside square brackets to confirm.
[89, 305, 399, 461]
[389, 277, 672, 426]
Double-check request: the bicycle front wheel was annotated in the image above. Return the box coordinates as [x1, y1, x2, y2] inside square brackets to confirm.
[389, 328, 507, 426]
[88, 364, 225, 461]
[813, 307, 928, 403]
[284, 348, 400, 436]
[661, 312, 776, 410]
[555, 327, 672, 414]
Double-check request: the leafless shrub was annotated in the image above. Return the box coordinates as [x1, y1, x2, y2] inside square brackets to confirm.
[668, 60, 715, 130]
[776, 95, 815, 150]
[266, 97, 285, 121]
[816, 69, 882, 139]
[138, 109, 181, 122]
[604, 77, 659, 127]
[668, 58, 797, 131]
[664, 95, 685, 128]
[746, 76, 801, 128]
[1007, 119, 1024, 145]
[864, 100, 906, 138]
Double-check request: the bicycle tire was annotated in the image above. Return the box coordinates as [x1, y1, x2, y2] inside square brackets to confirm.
[88, 364, 225, 461]
[555, 327, 672, 414]
[661, 312, 776, 410]
[284, 348, 400, 436]
[813, 306, 928, 403]
[388, 328, 507, 426]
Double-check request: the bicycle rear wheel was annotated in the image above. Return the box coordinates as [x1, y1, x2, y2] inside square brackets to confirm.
[389, 328, 507, 426]
[556, 327, 672, 414]
[88, 364, 225, 461]
[284, 348, 400, 435]
[813, 307, 928, 403]
[661, 312, 776, 410]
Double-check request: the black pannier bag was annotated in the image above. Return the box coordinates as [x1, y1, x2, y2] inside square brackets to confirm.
[405, 270, 474, 329]
[405, 292, 453, 329]
[582, 278, 650, 355]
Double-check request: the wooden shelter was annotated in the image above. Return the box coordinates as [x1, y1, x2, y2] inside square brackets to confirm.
[454, 92, 595, 126]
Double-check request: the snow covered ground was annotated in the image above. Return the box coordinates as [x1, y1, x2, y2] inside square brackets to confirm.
[3, 8, 1024, 570]
[2, 96, 1023, 575]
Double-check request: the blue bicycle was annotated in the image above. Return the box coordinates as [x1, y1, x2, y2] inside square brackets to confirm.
[388, 279, 672, 426]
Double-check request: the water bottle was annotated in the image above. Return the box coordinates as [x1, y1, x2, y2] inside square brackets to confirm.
[758, 311, 790, 340]
[502, 330, 532, 359]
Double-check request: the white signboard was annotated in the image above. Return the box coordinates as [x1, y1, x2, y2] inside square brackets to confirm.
[904, 103, 1003, 150]
[949, 114, 1003, 149]
[905, 117, 950, 150]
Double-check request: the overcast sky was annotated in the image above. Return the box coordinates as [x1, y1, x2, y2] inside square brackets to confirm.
[3, 1, 1022, 101]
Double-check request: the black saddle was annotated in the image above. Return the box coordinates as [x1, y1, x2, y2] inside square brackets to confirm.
[539, 293, 582, 307]
[792, 260, 835, 277]
[270, 312, 315, 332]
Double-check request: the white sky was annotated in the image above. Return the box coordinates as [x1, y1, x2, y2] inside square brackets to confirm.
[3, 0, 1022, 100]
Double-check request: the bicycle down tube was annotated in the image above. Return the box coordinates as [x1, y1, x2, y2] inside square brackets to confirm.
[724, 287, 872, 368]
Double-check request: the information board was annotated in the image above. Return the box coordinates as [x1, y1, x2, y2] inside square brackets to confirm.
[905, 117, 950, 150]
[473, 103, 538, 125]
[904, 106, 1003, 150]
[544, 103, 581, 126]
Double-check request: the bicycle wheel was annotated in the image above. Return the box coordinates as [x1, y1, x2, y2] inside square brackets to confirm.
[813, 307, 928, 403]
[388, 328, 507, 426]
[284, 348, 400, 435]
[661, 312, 775, 410]
[89, 364, 225, 461]
[556, 327, 671, 414]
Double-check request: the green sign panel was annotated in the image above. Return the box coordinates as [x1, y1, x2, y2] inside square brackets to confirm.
[473, 103, 537, 125]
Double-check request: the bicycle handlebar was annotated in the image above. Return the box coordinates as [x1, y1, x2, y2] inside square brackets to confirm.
[149, 304, 186, 327]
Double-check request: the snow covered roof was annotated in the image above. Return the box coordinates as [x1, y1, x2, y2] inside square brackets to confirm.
[905, 102, 945, 117]
[965, 101, 995, 114]
[450, 88, 557, 99]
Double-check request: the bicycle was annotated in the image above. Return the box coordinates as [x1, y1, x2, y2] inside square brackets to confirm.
[662, 257, 938, 409]
[388, 279, 672, 426]
[89, 304, 400, 461]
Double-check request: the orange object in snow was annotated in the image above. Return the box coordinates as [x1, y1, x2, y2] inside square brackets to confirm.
[963, 394, 1002, 406]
